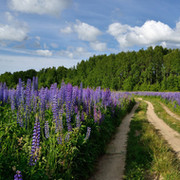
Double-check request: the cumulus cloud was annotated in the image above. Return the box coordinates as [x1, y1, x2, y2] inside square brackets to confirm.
[74, 20, 102, 42]
[60, 20, 107, 51]
[36, 49, 52, 56]
[0, 12, 28, 42]
[9, 0, 72, 16]
[60, 20, 102, 42]
[60, 26, 73, 34]
[0, 25, 28, 41]
[107, 20, 180, 49]
[90, 41, 107, 51]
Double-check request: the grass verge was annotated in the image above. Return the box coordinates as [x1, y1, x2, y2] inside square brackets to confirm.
[124, 101, 180, 180]
[142, 97, 180, 133]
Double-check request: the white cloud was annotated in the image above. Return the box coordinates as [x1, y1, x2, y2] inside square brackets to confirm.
[90, 41, 107, 51]
[35, 36, 41, 41]
[50, 43, 59, 48]
[0, 24, 28, 41]
[60, 26, 73, 34]
[0, 12, 28, 42]
[5, 12, 14, 22]
[107, 20, 180, 49]
[58, 46, 92, 59]
[60, 20, 107, 51]
[36, 49, 52, 56]
[9, 0, 72, 16]
[61, 20, 102, 42]
[74, 20, 102, 42]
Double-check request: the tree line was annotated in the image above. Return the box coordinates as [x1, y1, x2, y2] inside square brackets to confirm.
[0, 46, 180, 91]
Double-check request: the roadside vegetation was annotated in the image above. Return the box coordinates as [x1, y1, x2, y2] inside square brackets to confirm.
[124, 101, 180, 180]
[0, 78, 135, 179]
[141, 97, 180, 133]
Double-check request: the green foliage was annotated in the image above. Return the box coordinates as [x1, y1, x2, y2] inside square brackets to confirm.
[0, 46, 180, 91]
[124, 101, 180, 180]
[0, 99, 135, 179]
[142, 97, 180, 133]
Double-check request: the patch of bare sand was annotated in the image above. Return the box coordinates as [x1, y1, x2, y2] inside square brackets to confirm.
[89, 103, 139, 180]
[144, 100, 180, 159]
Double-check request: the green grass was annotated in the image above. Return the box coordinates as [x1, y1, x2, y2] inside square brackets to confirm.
[124, 101, 180, 180]
[142, 97, 180, 133]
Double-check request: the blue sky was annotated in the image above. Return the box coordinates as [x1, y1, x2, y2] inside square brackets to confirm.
[0, 0, 180, 74]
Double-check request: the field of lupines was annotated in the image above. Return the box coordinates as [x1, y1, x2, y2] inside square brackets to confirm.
[0, 77, 134, 180]
[132, 91, 180, 111]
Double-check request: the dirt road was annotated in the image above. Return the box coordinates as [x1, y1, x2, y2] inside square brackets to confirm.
[160, 102, 180, 121]
[89, 103, 139, 180]
[144, 100, 180, 159]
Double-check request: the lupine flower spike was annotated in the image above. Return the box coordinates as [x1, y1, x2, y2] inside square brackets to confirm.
[30, 115, 41, 166]
[14, 170, 23, 180]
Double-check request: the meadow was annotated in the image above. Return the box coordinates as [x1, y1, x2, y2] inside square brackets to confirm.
[0, 77, 134, 179]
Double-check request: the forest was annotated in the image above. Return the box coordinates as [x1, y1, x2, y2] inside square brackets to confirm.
[0, 46, 180, 91]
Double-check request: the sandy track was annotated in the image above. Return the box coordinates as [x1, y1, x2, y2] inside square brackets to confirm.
[160, 102, 180, 121]
[144, 100, 180, 159]
[89, 103, 139, 180]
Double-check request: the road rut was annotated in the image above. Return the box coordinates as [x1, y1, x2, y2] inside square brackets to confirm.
[144, 100, 180, 159]
[89, 103, 139, 180]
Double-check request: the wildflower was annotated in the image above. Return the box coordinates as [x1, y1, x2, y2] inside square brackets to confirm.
[65, 133, 70, 142]
[44, 121, 49, 139]
[81, 111, 85, 121]
[66, 83, 73, 131]
[76, 112, 81, 128]
[14, 170, 23, 180]
[84, 127, 91, 140]
[94, 105, 98, 123]
[30, 116, 40, 166]
[57, 134, 62, 144]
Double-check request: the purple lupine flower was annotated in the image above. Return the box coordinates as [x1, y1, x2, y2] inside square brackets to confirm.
[102, 89, 111, 107]
[72, 86, 79, 108]
[57, 135, 62, 144]
[84, 127, 91, 140]
[94, 86, 102, 103]
[66, 83, 73, 131]
[25, 79, 31, 108]
[31, 77, 36, 93]
[58, 108, 64, 132]
[59, 80, 66, 106]
[32, 90, 38, 113]
[2, 82, 9, 104]
[25, 79, 32, 129]
[81, 111, 85, 121]
[15, 78, 24, 108]
[52, 93, 59, 132]
[35, 77, 38, 91]
[65, 133, 70, 142]
[94, 105, 98, 123]
[39, 87, 46, 114]
[30, 116, 40, 166]
[98, 108, 102, 123]
[49, 83, 57, 104]
[44, 121, 49, 139]
[78, 82, 83, 104]
[76, 112, 81, 128]
[17, 105, 24, 127]
[14, 170, 23, 180]
[10, 89, 16, 111]
[74, 105, 78, 114]
[32, 76, 38, 91]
